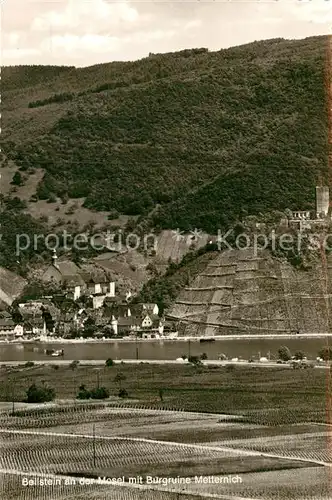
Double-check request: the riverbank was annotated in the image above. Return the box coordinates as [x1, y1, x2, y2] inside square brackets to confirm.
[3, 332, 332, 345]
[0, 359, 327, 368]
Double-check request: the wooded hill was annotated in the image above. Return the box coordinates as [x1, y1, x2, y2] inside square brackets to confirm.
[1, 36, 329, 233]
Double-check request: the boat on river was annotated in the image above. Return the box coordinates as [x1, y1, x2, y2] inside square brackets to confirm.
[44, 349, 64, 357]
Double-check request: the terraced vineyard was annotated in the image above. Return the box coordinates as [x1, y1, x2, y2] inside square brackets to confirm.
[169, 248, 332, 337]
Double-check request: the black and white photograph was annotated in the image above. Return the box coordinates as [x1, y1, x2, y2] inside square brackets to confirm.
[0, 0, 332, 498]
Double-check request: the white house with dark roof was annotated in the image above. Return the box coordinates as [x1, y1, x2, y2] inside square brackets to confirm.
[0, 312, 24, 339]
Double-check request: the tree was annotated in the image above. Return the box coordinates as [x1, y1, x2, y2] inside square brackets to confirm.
[12, 172, 23, 186]
[84, 316, 96, 336]
[10, 306, 23, 324]
[76, 384, 109, 400]
[5, 196, 27, 211]
[105, 358, 114, 367]
[77, 384, 90, 399]
[188, 355, 202, 366]
[114, 373, 126, 390]
[318, 347, 332, 361]
[26, 383, 55, 403]
[118, 388, 128, 398]
[294, 351, 305, 360]
[278, 346, 291, 362]
[90, 387, 109, 399]
[69, 360, 79, 370]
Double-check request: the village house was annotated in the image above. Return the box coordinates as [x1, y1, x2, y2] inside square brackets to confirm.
[41, 250, 115, 306]
[0, 312, 23, 340]
[103, 298, 164, 337]
[18, 299, 61, 335]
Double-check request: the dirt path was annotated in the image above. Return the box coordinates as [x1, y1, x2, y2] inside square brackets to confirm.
[1, 428, 330, 468]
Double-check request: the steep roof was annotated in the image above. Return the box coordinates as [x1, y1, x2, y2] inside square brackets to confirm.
[143, 303, 158, 310]
[19, 307, 43, 320]
[117, 316, 138, 326]
[79, 263, 112, 283]
[49, 261, 112, 287]
[0, 317, 15, 328]
[63, 275, 85, 287]
[150, 314, 160, 322]
[56, 260, 81, 276]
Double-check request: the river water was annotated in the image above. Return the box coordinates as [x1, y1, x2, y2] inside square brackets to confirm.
[0, 337, 330, 362]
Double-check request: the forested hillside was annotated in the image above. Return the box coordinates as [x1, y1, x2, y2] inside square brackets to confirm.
[1, 36, 329, 233]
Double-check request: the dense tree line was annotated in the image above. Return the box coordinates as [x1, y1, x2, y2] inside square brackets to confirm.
[28, 92, 74, 108]
[2, 37, 329, 232]
[0, 197, 48, 275]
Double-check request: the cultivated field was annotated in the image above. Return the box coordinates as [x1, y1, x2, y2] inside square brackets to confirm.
[0, 364, 330, 499]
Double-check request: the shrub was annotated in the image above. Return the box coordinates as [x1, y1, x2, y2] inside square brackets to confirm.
[12, 171, 23, 186]
[108, 210, 119, 220]
[24, 361, 35, 368]
[90, 386, 109, 399]
[200, 352, 208, 360]
[188, 355, 202, 366]
[76, 384, 91, 400]
[105, 358, 114, 367]
[26, 383, 55, 403]
[294, 351, 305, 360]
[118, 388, 128, 398]
[65, 205, 76, 215]
[77, 384, 109, 400]
[47, 194, 57, 203]
[69, 360, 79, 370]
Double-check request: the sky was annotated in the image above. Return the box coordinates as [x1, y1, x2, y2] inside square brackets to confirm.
[1, 0, 332, 67]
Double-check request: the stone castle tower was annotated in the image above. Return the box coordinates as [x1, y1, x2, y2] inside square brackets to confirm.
[316, 186, 329, 219]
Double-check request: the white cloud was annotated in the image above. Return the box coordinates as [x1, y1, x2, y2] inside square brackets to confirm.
[2, 48, 41, 60]
[32, 0, 139, 32]
[184, 19, 202, 30]
[48, 33, 120, 53]
[1, 0, 331, 66]
[8, 32, 21, 46]
[292, 2, 332, 24]
[126, 29, 176, 44]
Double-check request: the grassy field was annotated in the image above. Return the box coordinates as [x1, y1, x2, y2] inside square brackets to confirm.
[0, 363, 327, 423]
